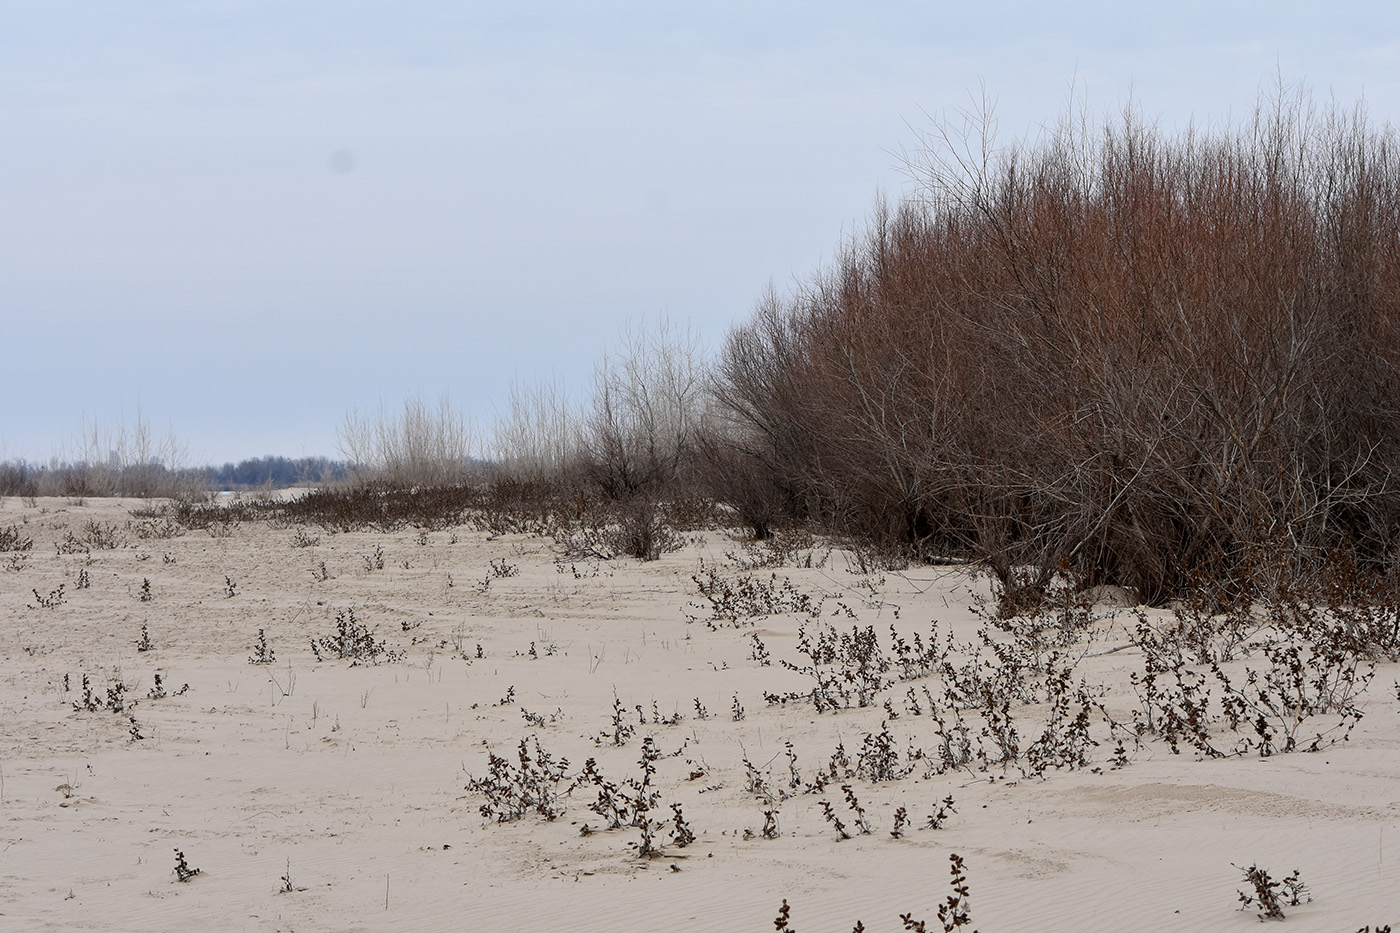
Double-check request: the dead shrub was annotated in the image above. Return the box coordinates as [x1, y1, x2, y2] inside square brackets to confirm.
[707, 85, 1400, 602]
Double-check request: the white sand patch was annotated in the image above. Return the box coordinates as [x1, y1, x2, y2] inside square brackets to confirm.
[1, 497, 1396, 931]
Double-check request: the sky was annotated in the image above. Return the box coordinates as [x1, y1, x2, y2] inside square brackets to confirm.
[3, 1, 1399, 466]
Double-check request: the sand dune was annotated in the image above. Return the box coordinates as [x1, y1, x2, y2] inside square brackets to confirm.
[1, 496, 1396, 931]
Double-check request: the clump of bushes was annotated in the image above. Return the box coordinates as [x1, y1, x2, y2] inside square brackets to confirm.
[310, 608, 403, 665]
[705, 86, 1400, 604]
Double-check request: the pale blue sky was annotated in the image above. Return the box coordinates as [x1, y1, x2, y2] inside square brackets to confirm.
[3, 2, 1398, 465]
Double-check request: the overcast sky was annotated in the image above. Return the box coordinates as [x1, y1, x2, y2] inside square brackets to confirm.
[3, 1, 1398, 465]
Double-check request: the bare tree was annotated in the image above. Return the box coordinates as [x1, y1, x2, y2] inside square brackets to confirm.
[581, 316, 707, 501]
[490, 378, 582, 484]
[338, 394, 475, 486]
[575, 316, 709, 558]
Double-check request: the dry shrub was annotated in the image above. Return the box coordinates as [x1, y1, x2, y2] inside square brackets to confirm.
[272, 483, 483, 532]
[709, 85, 1400, 603]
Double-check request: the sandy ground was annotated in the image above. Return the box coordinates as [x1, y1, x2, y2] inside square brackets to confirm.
[1, 496, 1397, 932]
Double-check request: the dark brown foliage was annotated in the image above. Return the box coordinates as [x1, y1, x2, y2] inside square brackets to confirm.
[708, 90, 1400, 603]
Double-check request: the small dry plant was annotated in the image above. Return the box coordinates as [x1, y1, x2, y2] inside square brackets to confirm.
[1235, 863, 1310, 920]
[71, 673, 146, 713]
[0, 524, 34, 553]
[249, 629, 276, 664]
[290, 528, 321, 548]
[81, 520, 123, 550]
[595, 690, 637, 746]
[310, 608, 403, 665]
[465, 737, 576, 823]
[363, 544, 385, 571]
[685, 560, 824, 627]
[771, 853, 973, 931]
[576, 738, 691, 858]
[29, 584, 66, 609]
[172, 848, 201, 883]
[770, 622, 892, 711]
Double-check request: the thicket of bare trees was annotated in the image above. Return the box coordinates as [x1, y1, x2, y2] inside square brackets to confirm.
[707, 90, 1400, 603]
[488, 320, 708, 491]
[582, 318, 710, 556]
[479, 318, 711, 558]
[490, 378, 580, 486]
[0, 411, 203, 499]
[338, 395, 476, 487]
[579, 318, 707, 500]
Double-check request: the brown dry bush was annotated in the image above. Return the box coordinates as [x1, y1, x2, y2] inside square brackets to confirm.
[260, 483, 485, 532]
[708, 86, 1400, 604]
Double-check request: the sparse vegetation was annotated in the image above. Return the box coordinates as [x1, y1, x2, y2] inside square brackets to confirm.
[0, 524, 34, 552]
[290, 528, 321, 548]
[172, 848, 201, 883]
[309, 608, 403, 665]
[29, 584, 65, 609]
[465, 737, 576, 823]
[1236, 863, 1311, 920]
[249, 629, 275, 665]
[686, 562, 824, 626]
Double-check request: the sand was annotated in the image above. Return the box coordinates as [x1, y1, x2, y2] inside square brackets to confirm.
[1, 496, 1396, 932]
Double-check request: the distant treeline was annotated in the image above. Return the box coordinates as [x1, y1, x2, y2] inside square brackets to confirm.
[205, 456, 350, 489]
[0, 455, 350, 498]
